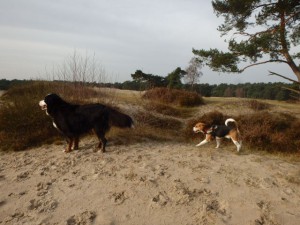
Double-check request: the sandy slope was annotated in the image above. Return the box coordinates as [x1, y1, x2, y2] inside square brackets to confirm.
[0, 139, 300, 225]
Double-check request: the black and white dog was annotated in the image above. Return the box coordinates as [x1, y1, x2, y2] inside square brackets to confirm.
[193, 118, 242, 152]
[39, 93, 133, 153]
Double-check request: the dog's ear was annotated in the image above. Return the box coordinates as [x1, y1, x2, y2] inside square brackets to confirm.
[194, 122, 205, 129]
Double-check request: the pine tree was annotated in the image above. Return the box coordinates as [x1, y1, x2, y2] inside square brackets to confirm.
[193, 0, 300, 81]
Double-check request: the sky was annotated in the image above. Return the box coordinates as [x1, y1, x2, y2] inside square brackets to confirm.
[0, 0, 298, 84]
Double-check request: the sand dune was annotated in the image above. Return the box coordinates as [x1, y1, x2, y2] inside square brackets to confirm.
[0, 138, 299, 225]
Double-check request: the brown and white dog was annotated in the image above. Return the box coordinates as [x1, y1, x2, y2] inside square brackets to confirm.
[193, 118, 242, 152]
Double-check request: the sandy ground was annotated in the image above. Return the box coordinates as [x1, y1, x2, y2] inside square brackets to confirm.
[0, 139, 300, 225]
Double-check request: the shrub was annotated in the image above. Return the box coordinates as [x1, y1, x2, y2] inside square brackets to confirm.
[143, 87, 204, 107]
[238, 112, 300, 152]
[247, 99, 271, 111]
[0, 81, 103, 151]
[185, 111, 300, 152]
[0, 82, 57, 150]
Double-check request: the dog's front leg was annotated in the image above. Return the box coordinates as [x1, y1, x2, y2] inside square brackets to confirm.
[196, 139, 209, 147]
[64, 138, 73, 153]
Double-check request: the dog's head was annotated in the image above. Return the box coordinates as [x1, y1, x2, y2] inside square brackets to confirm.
[39, 93, 63, 115]
[193, 122, 207, 133]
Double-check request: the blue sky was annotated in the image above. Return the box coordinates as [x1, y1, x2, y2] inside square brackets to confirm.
[0, 0, 298, 84]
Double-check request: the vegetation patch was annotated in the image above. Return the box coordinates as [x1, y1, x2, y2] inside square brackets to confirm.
[238, 112, 300, 152]
[185, 111, 300, 153]
[0, 82, 184, 151]
[143, 87, 204, 107]
[132, 110, 182, 132]
[1, 82, 299, 153]
[246, 99, 271, 111]
[0, 81, 104, 151]
[142, 102, 194, 119]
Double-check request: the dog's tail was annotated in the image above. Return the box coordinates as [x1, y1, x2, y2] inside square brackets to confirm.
[108, 108, 134, 128]
[225, 118, 238, 130]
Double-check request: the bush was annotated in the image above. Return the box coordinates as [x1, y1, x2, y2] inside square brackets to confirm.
[247, 100, 271, 111]
[0, 81, 103, 151]
[185, 110, 300, 152]
[0, 82, 56, 150]
[238, 112, 300, 152]
[143, 87, 204, 107]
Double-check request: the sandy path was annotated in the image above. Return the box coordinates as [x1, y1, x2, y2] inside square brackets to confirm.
[0, 140, 299, 225]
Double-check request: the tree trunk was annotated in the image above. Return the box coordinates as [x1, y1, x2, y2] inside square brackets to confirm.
[279, 4, 300, 82]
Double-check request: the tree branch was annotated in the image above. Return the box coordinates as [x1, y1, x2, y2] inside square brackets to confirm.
[234, 26, 278, 39]
[240, 60, 288, 71]
[282, 87, 300, 95]
[269, 71, 300, 84]
[252, 3, 276, 11]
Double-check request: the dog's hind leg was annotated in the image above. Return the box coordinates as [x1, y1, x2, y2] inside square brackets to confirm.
[74, 137, 79, 150]
[97, 135, 107, 153]
[231, 138, 242, 152]
[94, 128, 107, 153]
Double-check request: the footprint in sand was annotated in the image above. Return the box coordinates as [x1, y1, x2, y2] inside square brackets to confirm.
[255, 200, 278, 225]
[110, 191, 128, 205]
[66, 211, 96, 225]
[151, 191, 169, 207]
[16, 171, 30, 181]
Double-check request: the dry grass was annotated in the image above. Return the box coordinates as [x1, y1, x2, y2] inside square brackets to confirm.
[246, 99, 271, 111]
[143, 87, 204, 107]
[204, 97, 300, 118]
[1, 82, 300, 154]
[184, 110, 300, 153]
[142, 102, 194, 119]
[238, 112, 300, 152]
[0, 81, 108, 151]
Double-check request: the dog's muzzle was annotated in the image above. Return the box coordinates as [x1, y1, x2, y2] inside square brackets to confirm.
[193, 127, 201, 133]
[39, 100, 47, 110]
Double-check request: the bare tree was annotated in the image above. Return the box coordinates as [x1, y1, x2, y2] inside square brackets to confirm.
[184, 57, 203, 90]
[54, 50, 107, 84]
[44, 50, 107, 100]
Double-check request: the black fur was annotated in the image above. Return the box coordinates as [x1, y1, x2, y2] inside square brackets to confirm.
[40, 93, 133, 152]
[210, 125, 232, 137]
